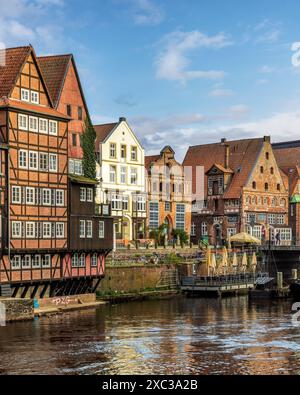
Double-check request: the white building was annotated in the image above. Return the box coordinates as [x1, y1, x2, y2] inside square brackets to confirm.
[94, 117, 147, 242]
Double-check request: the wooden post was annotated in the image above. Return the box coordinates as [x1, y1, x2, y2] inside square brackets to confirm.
[277, 272, 283, 290]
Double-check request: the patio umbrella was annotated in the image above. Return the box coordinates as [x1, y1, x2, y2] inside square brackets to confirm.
[210, 253, 217, 276]
[251, 252, 257, 273]
[241, 252, 248, 273]
[222, 247, 228, 275]
[232, 252, 238, 274]
[229, 232, 261, 245]
[206, 247, 211, 276]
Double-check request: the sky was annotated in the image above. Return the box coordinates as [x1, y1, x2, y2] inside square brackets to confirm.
[1, 0, 300, 161]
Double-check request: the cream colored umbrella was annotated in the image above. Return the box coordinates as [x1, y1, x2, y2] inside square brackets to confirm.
[251, 252, 257, 274]
[222, 247, 228, 275]
[241, 252, 248, 273]
[232, 252, 238, 274]
[210, 253, 217, 276]
[206, 247, 212, 277]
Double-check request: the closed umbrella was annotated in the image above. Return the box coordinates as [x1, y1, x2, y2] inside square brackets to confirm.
[222, 247, 228, 275]
[242, 252, 248, 273]
[251, 252, 257, 274]
[210, 253, 216, 276]
[232, 252, 238, 274]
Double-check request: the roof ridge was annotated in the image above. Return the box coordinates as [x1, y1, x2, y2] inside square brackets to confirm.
[188, 137, 263, 150]
[94, 122, 118, 127]
[37, 54, 73, 59]
[1, 45, 32, 51]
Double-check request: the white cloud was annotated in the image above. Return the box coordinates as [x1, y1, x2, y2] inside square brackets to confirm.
[155, 30, 232, 83]
[209, 88, 234, 97]
[131, 0, 164, 26]
[260, 65, 275, 73]
[254, 19, 282, 44]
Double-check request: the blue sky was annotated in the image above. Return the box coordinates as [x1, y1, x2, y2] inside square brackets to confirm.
[1, 0, 300, 160]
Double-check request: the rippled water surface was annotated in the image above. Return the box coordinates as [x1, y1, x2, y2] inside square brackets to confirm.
[0, 296, 300, 375]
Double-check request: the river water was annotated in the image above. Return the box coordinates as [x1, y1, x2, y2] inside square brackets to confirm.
[0, 296, 300, 375]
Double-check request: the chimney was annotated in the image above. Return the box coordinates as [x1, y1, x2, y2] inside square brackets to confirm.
[224, 144, 230, 169]
[263, 136, 271, 143]
[221, 138, 227, 144]
[119, 117, 126, 123]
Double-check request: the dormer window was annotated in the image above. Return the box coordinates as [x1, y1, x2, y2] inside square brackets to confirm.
[31, 91, 39, 104]
[21, 88, 30, 102]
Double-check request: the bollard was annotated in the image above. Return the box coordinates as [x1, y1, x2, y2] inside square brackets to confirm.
[277, 272, 283, 290]
[292, 269, 298, 280]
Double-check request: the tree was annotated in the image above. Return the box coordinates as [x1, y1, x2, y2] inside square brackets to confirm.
[149, 224, 168, 247]
[82, 116, 96, 179]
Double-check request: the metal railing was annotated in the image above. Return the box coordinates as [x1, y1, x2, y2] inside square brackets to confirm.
[181, 272, 269, 287]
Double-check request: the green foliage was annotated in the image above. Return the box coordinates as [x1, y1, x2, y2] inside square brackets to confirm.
[165, 253, 182, 265]
[172, 228, 189, 245]
[149, 223, 168, 246]
[82, 116, 96, 180]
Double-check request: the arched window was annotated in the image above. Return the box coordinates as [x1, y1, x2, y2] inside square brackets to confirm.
[252, 181, 257, 189]
[280, 198, 286, 208]
[260, 166, 264, 174]
[201, 222, 208, 236]
[272, 197, 277, 207]
[266, 152, 269, 160]
[277, 184, 281, 191]
[246, 195, 250, 204]
[251, 196, 256, 205]
[264, 197, 269, 206]
[265, 183, 269, 191]
[270, 167, 274, 174]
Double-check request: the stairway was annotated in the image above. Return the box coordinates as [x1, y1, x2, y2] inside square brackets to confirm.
[0, 284, 12, 298]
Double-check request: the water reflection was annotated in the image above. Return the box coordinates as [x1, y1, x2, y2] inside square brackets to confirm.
[0, 296, 299, 375]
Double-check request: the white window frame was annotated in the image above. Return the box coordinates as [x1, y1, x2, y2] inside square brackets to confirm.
[175, 204, 185, 230]
[120, 166, 127, 184]
[29, 116, 38, 132]
[39, 153, 48, 171]
[19, 150, 28, 169]
[43, 222, 52, 238]
[49, 120, 58, 136]
[42, 255, 51, 268]
[87, 188, 93, 202]
[99, 221, 105, 238]
[91, 253, 98, 267]
[149, 202, 159, 229]
[11, 255, 21, 270]
[131, 146, 137, 161]
[30, 90, 39, 104]
[22, 255, 31, 269]
[109, 165, 116, 183]
[39, 118, 48, 134]
[74, 160, 82, 175]
[191, 223, 196, 236]
[56, 222, 65, 238]
[43, 189, 51, 206]
[18, 114, 28, 130]
[12, 221, 22, 238]
[49, 153, 58, 172]
[26, 187, 35, 205]
[80, 188, 86, 202]
[72, 253, 79, 267]
[130, 167, 138, 185]
[79, 253, 86, 267]
[86, 220, 93, 238]
[12, 186, 21, 204]
[69, 159, 75, 174]
[56, 190, 64, 206]
[21, 88, 29, 102]
[29, 151, 38, 170]
[26, 222, 35, 239]
[32, 255, 41, 269]
[79, 220, 85, 238]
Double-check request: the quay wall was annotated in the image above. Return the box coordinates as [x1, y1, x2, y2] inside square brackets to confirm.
[0, 298, 34, 322]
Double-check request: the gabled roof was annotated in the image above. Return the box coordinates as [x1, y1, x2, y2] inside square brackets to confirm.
[0, 46, 30, 98]
[37, 54, 90, 116]
[94, 123, 118, 149]
[0, 45, 54, 107]
[145, 155, 160, 170]
[273, 140, 300, 168]
[183, 137, 264, 199]
[206, 163, 234, 175]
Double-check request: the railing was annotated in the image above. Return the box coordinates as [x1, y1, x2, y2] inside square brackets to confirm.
[181, 272, 269, 287]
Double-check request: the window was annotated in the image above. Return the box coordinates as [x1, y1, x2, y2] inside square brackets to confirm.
[79, 254, 86, 267]
[87, 188, 93, 202]
[49, 120, 58, 135]
[80, 187, 86, 202]
[39, 153, 48, 171]
[72, 133, 77, 146]
[227, 228, 237, 237]
[176, 204, 185, 230]
[67, 104, 72, 117]
[21, 88, 29, 102]
[257, 213, 266, 222]
[19, 150, 28, 168]
[86, 220, 93, 238]
[280, 198, 286, 208]
[43, 222, 51, 238]
[110, 143, 116, 158]
[32, 255, 41, 268]
[131, 146, 137, 161]
[111, 194, 122, 210]
[72, 254, 79, 267]
[165, 201, 171, 212]
[22, 255, 31, 269]
[79, 135, 83, 148]
[56, 223, 64, 238]
[277, 214, 285, 225]
[31, 91, 39, 104]
[268, 214, 276, 225]
[272, 197, 277, 207]
[39, 118, 48, 134]
[260, 166, 264, 174]
[99, 221, 105, 238]
[18, 114, 28, 130]
[56, 190, 64, 206]
[42, 255, 51, 268]
[79, 220, 85, 238]
[149, 202, 159, 229]
[201, 222, 208, 236]
[120, 166, 126, 184]
[278, 228, 292, 242]
[12, 186, 21, 204]
[122, 195, 129, 211]
[277, 184, 281, 191]
[29, 151, 38, 170]
[91, 253, 98, 267]
[109, 165, 116, 183]
[26, 222, 35, 238]
[270, 167, 274, 175]
[121, 145, 127, 159]
[136, 195, 146, 212]
[29, 116, 38, 132]
[12, 221, 22, 238]
[266, 152, 269, 160]
[265, 183, 269, 191]
[252, 181, 256, 189]
[74, 160, 82, 175]
[130, 168, 137, 185]
[43, 189, 51, 206]
[26, 187, 35, 205]
[69, 159, 75, 174]
[11, 255, 21, 270]
[191, 223, 196, 236]
[252, 226, 262, 240]
[49, 154, 57, 172]
[78, 106, 83, 120]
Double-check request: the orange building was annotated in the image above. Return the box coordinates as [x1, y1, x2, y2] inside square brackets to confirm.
[145, 146, 191, 240]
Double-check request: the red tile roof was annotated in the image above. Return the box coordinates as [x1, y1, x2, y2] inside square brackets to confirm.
[94, 123, 118, 149]
[183, 138, 264, 199]
[145, 155, 160, 170]
[0, 46, 31, 98]
[273, 141, 300, 168]
[0, 98, 70, 119]
[37, 54, 72, 108]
